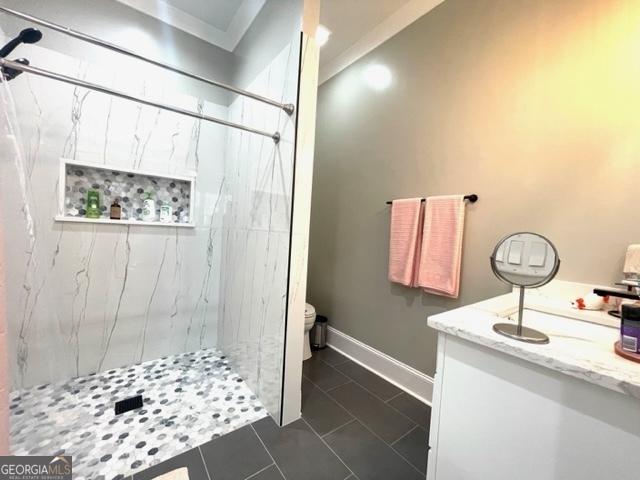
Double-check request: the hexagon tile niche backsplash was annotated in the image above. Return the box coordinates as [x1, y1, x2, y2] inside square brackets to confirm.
[64, 164, 193, 223]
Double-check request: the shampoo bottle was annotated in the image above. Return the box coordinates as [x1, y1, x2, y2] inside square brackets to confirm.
[159, 202, 172, 223]
[142, 192, 156, 221]
[86, 190, 101, 219]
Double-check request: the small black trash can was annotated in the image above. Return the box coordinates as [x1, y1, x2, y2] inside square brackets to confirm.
[311, 315, 328, 350]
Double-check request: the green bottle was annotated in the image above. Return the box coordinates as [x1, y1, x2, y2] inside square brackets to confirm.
[86, 189, 101, 218]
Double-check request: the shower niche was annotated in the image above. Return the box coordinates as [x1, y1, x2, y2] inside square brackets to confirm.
[55, 159, 196, 227]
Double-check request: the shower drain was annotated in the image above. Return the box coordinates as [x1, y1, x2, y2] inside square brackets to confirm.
[114, 395, 144, 415]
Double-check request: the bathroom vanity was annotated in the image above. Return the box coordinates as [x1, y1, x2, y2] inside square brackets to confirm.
[426, 285, 640, 480]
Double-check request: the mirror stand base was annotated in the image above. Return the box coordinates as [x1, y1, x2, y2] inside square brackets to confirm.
[492, 323, 550, 344]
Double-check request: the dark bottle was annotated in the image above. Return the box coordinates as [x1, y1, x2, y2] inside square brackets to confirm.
[110, 199, 122, 220]
[621, 304, 640, 353]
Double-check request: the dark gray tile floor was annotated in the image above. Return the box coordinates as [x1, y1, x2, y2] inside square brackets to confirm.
[132, 347, 431, 480]
[334, 361, 402, 401]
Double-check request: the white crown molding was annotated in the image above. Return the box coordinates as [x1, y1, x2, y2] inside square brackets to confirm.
[115, 0, 265, 52]
[319, 0, 446, 85]
[225, 0, 267, 50]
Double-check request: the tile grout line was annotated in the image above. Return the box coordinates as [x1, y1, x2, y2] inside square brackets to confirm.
[312, 347, 350, 364]
[320, 418, 357, 439]
[303, 375, 353, 403]
[305, 358, 354, 392]
[303, 371, 352, 395]
[385, 400, 429, 431]
[197, 445, 214, 480]
[330, 360, 414, 407]
[389, 442, 426, 477]
[316, 357, 348, 370]
[250, 424, 288, 480]
[303, 375, 356, 422]
[317, 351, 414, 407]
[299, 417, 361, 480]
[308, 362, 424, 450]
[329, 365, 429, 429]
[243, 462, 276, 480]
[385, 391, 405, 403]
[340, 376, 405, 404]
[350, 416, 426, 478]
[390, 424, 420, 446]
[305, 357, 428, 475]
[301, 375, 357, 437]
[320, 369, 422, 432]
[321, 379, 353, 394]
[322, 353, 351, 368]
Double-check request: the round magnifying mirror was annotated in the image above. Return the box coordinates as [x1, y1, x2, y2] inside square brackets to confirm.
[490, 232, 560, 344]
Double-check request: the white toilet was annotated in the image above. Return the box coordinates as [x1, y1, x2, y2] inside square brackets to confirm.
[304, 303, 316, 361]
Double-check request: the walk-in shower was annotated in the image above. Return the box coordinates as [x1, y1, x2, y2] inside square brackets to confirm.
[0, 0, 304, 478]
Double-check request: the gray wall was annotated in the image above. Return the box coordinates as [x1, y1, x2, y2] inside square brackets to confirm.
[308, 0, 640, 375]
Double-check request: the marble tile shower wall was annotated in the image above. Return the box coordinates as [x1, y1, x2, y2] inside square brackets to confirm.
[219, 38, 300, 419]
[0, 43, 227, 390]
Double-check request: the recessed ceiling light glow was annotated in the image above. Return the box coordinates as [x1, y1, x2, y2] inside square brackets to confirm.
[363, 64, 392, 90]
[316, 24, 332, 47]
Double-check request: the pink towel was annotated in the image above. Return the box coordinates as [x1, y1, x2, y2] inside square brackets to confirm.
[417, 195, 465, 298]
[388, 198, 424, 287]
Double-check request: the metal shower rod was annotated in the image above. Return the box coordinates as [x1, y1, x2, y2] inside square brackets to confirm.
[0, 5, 295, 115]
[0, 58, 281, 143]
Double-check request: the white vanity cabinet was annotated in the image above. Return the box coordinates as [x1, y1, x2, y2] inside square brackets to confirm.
[426, 300, 640, 480]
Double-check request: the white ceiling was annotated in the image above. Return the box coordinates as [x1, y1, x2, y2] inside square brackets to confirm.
[318, 0, 446, 84]
[319, 0, 412, 67]
[116, 0, 445, 79]
[116, 0, 265, 51]
[164, 0, 243, 31]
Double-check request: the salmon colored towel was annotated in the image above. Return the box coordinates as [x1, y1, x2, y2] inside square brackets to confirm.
[388, 198, 424, 287]
[417, 195, 465, 298]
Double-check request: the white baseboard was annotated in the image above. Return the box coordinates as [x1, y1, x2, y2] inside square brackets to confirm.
[326, 326, 433, 405]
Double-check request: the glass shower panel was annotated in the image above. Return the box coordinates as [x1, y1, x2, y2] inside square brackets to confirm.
[218, 0, 303, 425]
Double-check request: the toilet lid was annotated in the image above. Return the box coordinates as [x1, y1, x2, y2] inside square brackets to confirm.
[304, 303, 315, 318]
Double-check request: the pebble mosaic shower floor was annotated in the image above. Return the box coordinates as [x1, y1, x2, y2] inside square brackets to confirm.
[9, 348, 268, 480]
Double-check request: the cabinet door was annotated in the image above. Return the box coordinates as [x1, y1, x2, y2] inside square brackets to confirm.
[431, 335, 640, 480]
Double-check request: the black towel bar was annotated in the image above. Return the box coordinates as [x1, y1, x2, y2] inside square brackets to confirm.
[385, 194, 478, 205]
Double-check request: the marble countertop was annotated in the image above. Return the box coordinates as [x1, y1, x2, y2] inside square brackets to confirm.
[427, 293, 640, 400]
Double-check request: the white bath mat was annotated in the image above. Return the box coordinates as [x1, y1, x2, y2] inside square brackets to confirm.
[152, 467, 189, 480]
